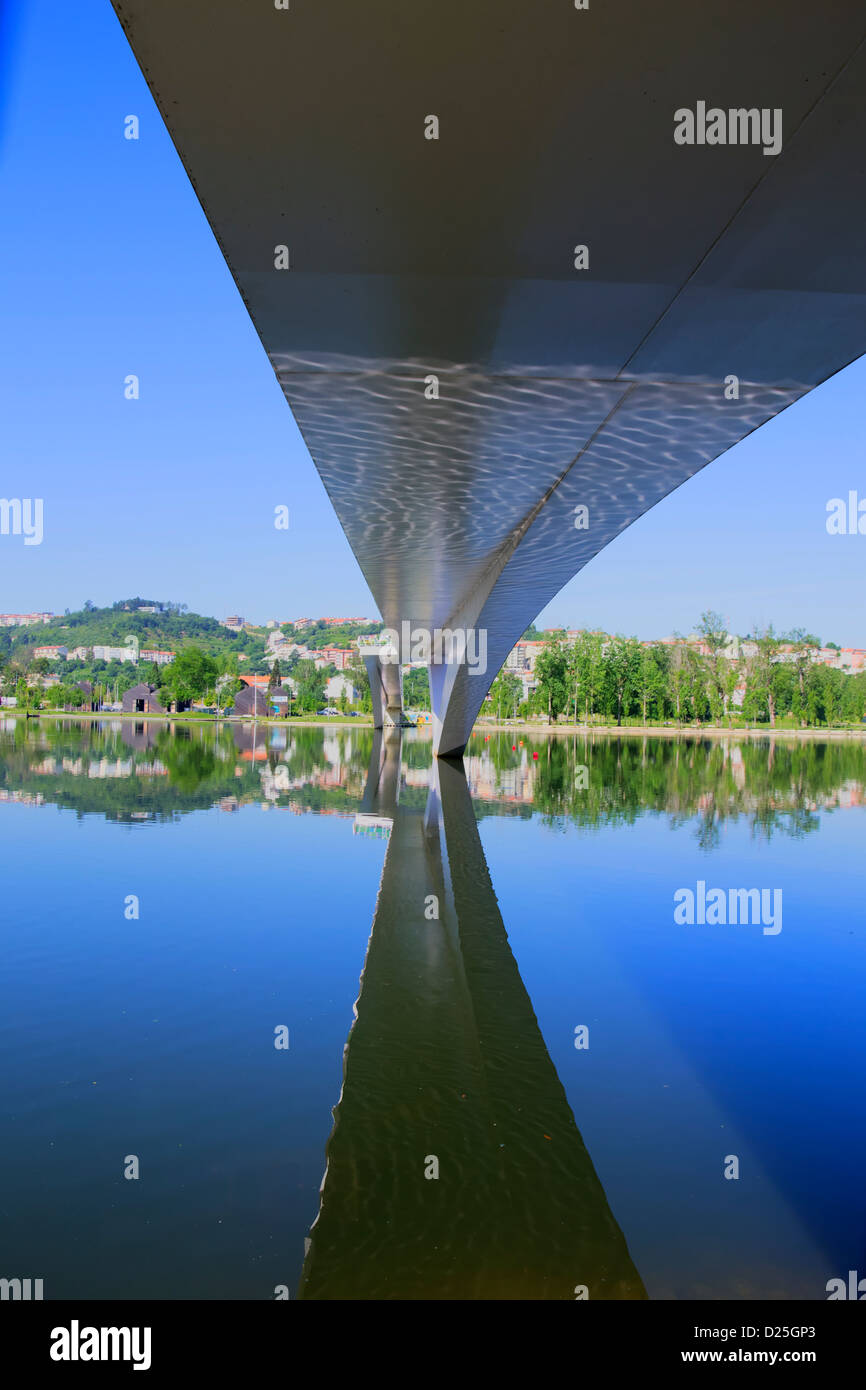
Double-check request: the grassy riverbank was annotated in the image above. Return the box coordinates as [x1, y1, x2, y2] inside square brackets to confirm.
[7, 708, 866, 740]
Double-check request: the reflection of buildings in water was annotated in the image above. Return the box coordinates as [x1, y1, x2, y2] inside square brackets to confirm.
[231, 722, 269, 763]
[259, 764, 290, 801]
[6, 726, 866, 829]
[725, 742, 747, 790]
[464, 749, 537, 803]
[0, 790, 44, 806]
[322, 733, 341, 767]
[400, 749, 539, 804]
[822, 779, 865, 809]
[352, 813, 392, 841]
[258, 763, 355, 802]
[299, 730, 646, 1300]
[255, 729, 367, 805]
[31, 755, 167, 780]
[120, 722, 161, 753]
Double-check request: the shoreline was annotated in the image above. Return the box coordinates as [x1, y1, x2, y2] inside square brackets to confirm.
[5, 709, 866, 740]
[475, 721, 866, 740]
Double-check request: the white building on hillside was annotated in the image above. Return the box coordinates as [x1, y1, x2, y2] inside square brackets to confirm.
[325, 674, 359, 703]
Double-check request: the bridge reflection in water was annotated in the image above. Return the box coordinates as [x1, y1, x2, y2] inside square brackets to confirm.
[299, 731, 646, 1300]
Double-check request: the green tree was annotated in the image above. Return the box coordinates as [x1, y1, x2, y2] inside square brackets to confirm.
[785, 629, 820, 728]
[162, 646, 219, 709]
[294, 659, 327, 713]
[749, 626, 783, 727]
[722, 656, 741, 728]
[685, 644, 711, 724]
[569, 631, 604, 725]
[402, 665, 431, 710]
[345, 654, 372, 713]
[603, 636, 642, 726]
[636, 642, 670, 724]
[668, 644, 690, 725]
[15, 678, 35, 712]
[697, 611, 729, 722]
[489, 670, 521, 720]
[45, 682, 86, 710]
[535, 640, 570, 723]
[697, 610, 728, 656]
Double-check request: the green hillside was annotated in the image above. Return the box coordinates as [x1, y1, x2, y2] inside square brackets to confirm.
[0, 599, 270, 671]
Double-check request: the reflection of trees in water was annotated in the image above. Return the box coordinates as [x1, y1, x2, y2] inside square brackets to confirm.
[0, 722, 380, 822]
[281, 727, 373, 790]
[519, 735, 865, 842]
[1, 721, 864, 834]
[0, 720, 258, 822]
[154, 730, 218, 793]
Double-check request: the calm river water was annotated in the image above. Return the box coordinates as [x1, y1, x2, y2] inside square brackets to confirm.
[1, 718, 864, 1299]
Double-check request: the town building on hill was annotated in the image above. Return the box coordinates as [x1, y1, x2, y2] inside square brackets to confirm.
[266, 645, 306, 667]
[313, 646, 354, 670]
[140, 649, 175, 666]
[0, 612, 53, 627]
[504, 640, 547, 674]
[92, 645, 137, 663]
[325, 674, 359, 703]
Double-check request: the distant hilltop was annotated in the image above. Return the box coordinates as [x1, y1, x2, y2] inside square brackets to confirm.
[0, 602, 385, 684]
[0, 602, 376, 633]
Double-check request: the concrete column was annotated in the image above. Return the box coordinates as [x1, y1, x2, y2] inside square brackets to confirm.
[360, 646, 407, 729]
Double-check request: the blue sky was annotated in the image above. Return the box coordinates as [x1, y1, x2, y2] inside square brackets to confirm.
[1, 0, 864, 644]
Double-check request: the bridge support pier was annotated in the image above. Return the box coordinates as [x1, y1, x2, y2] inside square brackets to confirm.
[428, 653, 495, 760]
[361, 647, 409, 729]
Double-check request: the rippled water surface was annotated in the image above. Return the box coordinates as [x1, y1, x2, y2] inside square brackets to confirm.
[1, 718, 864, 1299]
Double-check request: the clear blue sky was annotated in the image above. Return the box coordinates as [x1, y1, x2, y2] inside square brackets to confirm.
[2, 0, 864, 644]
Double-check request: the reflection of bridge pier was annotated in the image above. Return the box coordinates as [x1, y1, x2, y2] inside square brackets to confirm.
[352, 727, 402, 840]
[360, 727, 403, 816]
[301, 731, 645, 1299]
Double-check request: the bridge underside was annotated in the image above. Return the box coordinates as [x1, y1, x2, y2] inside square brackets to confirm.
[112, 1, 866, 754]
